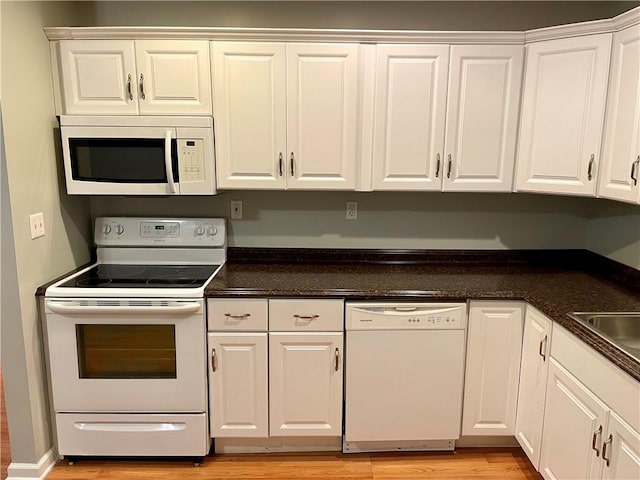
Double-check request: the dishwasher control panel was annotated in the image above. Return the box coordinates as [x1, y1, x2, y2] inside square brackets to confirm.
[345, 302, 467, 330]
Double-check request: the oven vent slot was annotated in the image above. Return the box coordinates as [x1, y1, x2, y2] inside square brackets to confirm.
[95, 300, 121, 307]
[127, 300, 171, 307]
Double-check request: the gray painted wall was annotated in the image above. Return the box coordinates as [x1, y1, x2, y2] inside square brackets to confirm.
[1, 0, 94, 466]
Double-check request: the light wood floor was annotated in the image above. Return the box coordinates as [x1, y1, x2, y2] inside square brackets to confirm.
[0, 366, 10, 480]
[47, 448, 542, 480]
[1, 365, 11, 480]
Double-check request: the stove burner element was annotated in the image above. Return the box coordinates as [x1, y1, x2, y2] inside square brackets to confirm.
[146, 276, 199, 286]
[76, 277, 113, 287]
[96, 265, 146, 278]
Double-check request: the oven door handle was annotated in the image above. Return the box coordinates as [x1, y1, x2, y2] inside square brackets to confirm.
[45, 300, 201, 315]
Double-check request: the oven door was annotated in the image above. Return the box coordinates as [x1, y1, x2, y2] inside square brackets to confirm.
[44, 298, 206, 413]
[61, 125, 180, 195]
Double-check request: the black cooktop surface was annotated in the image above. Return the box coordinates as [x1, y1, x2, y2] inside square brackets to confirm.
[59, 264, 220, 289]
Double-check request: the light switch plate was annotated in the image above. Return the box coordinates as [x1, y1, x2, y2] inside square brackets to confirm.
[30, 212, 45, 239]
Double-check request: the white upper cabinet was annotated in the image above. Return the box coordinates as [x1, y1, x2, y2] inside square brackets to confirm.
[59, 40, 212, 116]
[444, 45, 524, 192]
[372, 45, 449, 190]
[59, 40, 139, 115]
[516, 34, 612, 196]
[286, 44, 359, 190]
[135, 40, 212, 115]
[212, 42, 359, 190]
[598, 24, 640, 204]
[371, 44, 523, 192]
[211, 42, 287, 189]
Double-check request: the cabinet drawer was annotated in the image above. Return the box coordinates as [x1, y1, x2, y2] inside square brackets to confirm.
[269, 299, 344, 331]
[208, 298, 268, 331]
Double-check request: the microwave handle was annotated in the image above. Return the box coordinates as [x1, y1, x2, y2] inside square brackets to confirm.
[165, 130, 178, 194]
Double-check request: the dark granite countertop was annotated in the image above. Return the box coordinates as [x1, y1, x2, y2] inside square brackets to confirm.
[205, 249, 640, 382]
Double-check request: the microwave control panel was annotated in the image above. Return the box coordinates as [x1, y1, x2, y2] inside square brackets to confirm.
[178, 139, 205, 182]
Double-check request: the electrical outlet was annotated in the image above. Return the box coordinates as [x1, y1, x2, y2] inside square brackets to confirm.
[230, 200, 243, 220]
[346, 201, 358, 220]
[30, 212, 45, 239]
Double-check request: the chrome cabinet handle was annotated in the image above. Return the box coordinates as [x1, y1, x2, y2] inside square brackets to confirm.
[631, 156, 639, 186]
[224, 313, 251, 319]
[139, 73, 146, 100]
[335, 348, 340, 371]
[211, 348, 217, 372]
[293, 314, 319, 320]
[278, 153, 284, 177]
[447, 154, 452, 179]
[588, 154, 595, 181]
[435, 153, 441, 178]
[126, 74, 133, 100]
[539, 335, 548, 361]
[290, 153, 295, 177]
[592, 425, 602, 457]
[602, 434, 613, 467]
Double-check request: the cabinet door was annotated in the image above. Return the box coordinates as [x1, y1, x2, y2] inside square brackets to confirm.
[211, 42, 287, 189]
[135, 40, 212, 115]
[515, 306, 553, 469]
[598, 25, 640, 204]
[602, 411, 640, 480]
[208, 333, 268, 438]
[462, 302, 524, 436]
[269, 332, 343, 436]
[286, 43, 359, 190]
[539, 359, 608, 480]
[372, 44, 449, 190]
[59, 40, 138, 115]
[516, 34, 612, 196]
[443, 45, 524, 192]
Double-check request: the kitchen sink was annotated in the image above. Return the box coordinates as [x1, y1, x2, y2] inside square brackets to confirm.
[569, 312, 640, 362]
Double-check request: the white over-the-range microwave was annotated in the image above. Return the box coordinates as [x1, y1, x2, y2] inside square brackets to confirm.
[60, 116, 216, 195]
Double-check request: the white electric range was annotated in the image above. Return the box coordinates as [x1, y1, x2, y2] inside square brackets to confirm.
[44, 217, 225, 462]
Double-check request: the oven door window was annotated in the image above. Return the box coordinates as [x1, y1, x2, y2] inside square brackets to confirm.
[76, 324, 177, 379]
[69, 138, 178, 183]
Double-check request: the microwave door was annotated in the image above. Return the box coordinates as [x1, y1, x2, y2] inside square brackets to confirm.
[61, 126, 178, 195]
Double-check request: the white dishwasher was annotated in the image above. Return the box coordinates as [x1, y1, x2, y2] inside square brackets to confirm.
[344, 302, 467, 453]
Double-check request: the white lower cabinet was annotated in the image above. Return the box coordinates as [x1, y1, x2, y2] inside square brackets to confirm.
[539, 358, 608, 480]
[462, 301, 524, 436]
[207, 298, 344, 444]
[515, 306, 553, 468]
[540, 359, 640, 480]
[208, 333, 268, 438]
[269, 332, 343, 436]
[602, 411, 640, 480]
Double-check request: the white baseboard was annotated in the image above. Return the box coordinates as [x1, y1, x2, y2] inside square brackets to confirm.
[6, 448, 57, 480]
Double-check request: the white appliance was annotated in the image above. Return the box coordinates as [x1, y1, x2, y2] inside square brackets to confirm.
[60, 116, 216, 195]
[344, 302, 467, 453]
[44, 217, 225, 462]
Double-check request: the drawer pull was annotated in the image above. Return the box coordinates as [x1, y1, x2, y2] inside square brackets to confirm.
[602, 434, 612, 467]
[539, 334, 548, 361]
[224, 313, 251, 320]
[631, 156, 639, 186]
[592, 425, 602, 457]
[588, 154, 595, 181]
[294, 314, 319, 320]
[335, 348, 340, 371]
[211, 348, 217, 372]
[435, 153, 441, 178]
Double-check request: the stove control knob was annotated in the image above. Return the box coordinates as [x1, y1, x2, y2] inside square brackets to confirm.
[102, 224, 112, 235]
[116, 224, 125, 235]
[195, 225, 206, 236]
[207, 226, 217, 236]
